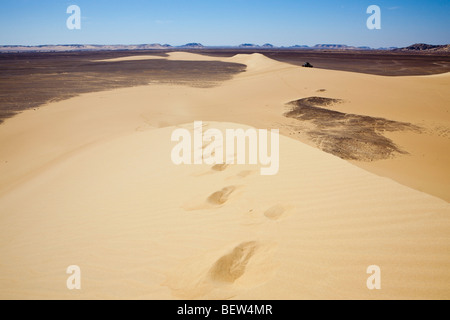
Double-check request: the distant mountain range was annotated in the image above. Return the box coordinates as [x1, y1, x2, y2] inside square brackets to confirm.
[238, 44, 376, 50]
[238, 43, 275, 48]
[0, 43, 448, 53]
[393, 43, 450, 53]
[0, 43, 173, 53]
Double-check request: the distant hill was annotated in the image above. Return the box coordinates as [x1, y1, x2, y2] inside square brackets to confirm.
[178, 43, 204, 48]
[238, 43, 280, 49]
[239, 43, 260, 48]
[290, 45, 309, 49]
[394, 43, 450, 53]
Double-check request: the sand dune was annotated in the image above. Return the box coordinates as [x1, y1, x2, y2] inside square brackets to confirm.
[0, 52, 449, 299]
[93, 55, 166, 62]
[225, 53, 285, 72]
[0, 122, 449, 299]
[1, 52, 448, 200]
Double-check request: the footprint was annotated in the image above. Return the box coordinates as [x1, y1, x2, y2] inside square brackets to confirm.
[208, 241, 259, 283]
[164, 241, 277, 299]
[207, 186, 236, 205]
[212, 164, 229, 172]
[184, 186, 238, 210]
[264, 205, 287, 220]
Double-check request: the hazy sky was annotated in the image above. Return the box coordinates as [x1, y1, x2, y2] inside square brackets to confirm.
[0, 0, 449, 47]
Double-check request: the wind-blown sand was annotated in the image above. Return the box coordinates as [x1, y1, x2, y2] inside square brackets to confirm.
[0, 52, 449, 299]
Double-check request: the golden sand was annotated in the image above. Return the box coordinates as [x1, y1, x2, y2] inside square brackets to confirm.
[0, 53, 449, 299]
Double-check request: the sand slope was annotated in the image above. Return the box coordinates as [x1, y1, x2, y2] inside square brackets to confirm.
[0, 52, 449, 299]
[2, 53, 448, 200]
[0, 122, 449, 299]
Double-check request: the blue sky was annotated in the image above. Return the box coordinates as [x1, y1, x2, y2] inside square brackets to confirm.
[0, 0, 449, 47]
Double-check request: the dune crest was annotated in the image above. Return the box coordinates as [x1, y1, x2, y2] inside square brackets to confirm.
[225, 53, 284, 72]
